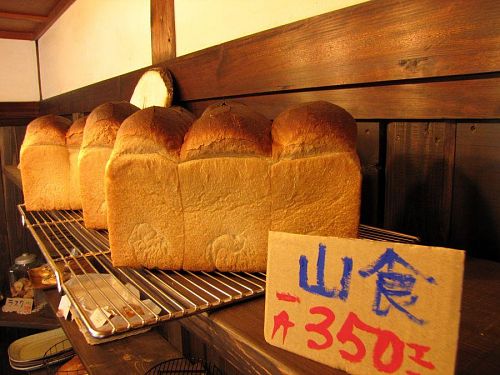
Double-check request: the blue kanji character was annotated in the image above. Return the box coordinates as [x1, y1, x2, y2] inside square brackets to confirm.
[359, 248, 436, 325]
[299, 243, 353, 300]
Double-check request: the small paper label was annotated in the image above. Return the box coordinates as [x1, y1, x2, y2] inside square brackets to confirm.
[142, 299, 161, 315]
[2, 297, 33, 314]
[57, 295, 71, 319]
[90, 307, 112, 328]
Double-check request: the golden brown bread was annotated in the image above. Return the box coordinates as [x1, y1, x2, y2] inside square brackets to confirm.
[271, 100, 361, 238]
[113, 106, 194, 158]
[66, 116, 86, 147]
[272, 100, 357, 159]
[66, 116, 86, 209]
[20, 115, 72, 210]
[106, 100, 360, 272]
[79, 102, 139, 228]
[180, 101, 272, 160]
[179, 101, 272, 271]
[107, 106, 195, 268]
[82, 102, 139, 148]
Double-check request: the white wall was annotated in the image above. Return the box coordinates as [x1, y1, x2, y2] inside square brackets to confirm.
[175, 0, 370, 56]
[35, 0, 370, 99]
[0, 39, 39, 101]
[38, 0, 152, 99]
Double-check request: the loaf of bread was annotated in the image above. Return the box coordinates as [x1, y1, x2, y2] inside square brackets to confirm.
[20, 114, 72, 210]
[66, 116, 86, 210]
[271, 101, 361, 238]
[179, 101, 272, 271]
[106, 106, 195, 268]
[79, 102, 139, 229]
[130, 68, 174, 109]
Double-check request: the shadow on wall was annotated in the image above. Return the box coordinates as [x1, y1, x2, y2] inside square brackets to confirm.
[450, 168, 500, 262]
[386, 159, 499, 261]
[385, 158, 452, 248]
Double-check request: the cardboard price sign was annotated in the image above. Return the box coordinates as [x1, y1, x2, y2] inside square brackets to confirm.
[264, 232, 465, 375]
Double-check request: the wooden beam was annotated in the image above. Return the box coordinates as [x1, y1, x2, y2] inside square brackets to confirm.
[384, 122, 456, 244]
[0, 30, 34, 40]
[165, 0, 500, 101]
[34, 0, 76, 40]
[0, 11, 48, 23]
[151, 0, 176, 63]
[0, 102, 39, 119]
[185, 77, 500, 120]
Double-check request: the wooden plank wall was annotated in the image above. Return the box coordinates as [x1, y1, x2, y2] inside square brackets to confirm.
[385, 122, 456, 244]
[450, 123, 500, 260]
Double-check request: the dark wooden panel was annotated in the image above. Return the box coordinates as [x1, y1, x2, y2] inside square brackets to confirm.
[357, 122, 382, 227]
[0, 139, 10, 298]
[0, 102, 39, 119]
[151, 0, 175, 64]
[450, 123, 500, 260]
[186, 76, 500, 120]
[0, 30, 34, 40]
[0, 11, 48, 22]
[167, 0, 500, 101]
[3, 165, 21, 189]
[0, 127, 36, 267]
[42, 74, 500, 120]
[384, 122, 456, 245]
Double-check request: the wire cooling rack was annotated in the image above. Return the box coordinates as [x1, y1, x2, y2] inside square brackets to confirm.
[19, 205, 419, 340]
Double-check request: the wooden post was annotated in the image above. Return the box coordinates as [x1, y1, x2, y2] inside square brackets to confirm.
[151, 0, 176, 64]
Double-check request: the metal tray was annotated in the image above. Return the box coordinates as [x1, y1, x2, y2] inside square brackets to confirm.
[18, 205, 419, 340]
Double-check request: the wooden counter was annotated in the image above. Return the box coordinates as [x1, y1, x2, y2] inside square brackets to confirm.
[0, 293, 59, 330]
[42, 257, 500, 374]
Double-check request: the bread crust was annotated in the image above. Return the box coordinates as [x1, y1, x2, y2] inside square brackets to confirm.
[21, 114, 71, 148]
[272, 100, 357, 159]
[66, 116, 86, 147]
[80, 101, 139, 228]
[107, 106, 195, 268]
[82, 101, 139, 148]
[113, 106, 195, 160]
[180, 101, 272, 160]
[20, 115, 72, 211]
[271, 101, 361, 239]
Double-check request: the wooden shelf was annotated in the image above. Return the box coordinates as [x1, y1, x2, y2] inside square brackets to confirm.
[0, 292, 59, 330]
[43, 289, 183, 375]
[3, 165, 21, 189]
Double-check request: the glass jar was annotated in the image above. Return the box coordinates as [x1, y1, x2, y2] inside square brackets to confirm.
[9, 253, 39, 299]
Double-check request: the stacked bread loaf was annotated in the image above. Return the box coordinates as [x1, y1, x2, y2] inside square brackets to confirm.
[20, 114, 73, 210]
[106, 100, 360, 271]
[21, 100, 360, 272]
[66, 116, 86, 210]
[179, 102, 273, 271]
[106, 106, 195, 268]
[79, 101, 139, 229]
[271, 101, 361, 238]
